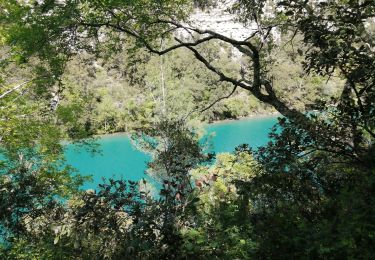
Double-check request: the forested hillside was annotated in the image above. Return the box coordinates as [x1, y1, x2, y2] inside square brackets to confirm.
[0, 0, 374, 259]
[57, 35, 340, 135]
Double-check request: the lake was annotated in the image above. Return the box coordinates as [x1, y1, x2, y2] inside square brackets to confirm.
[64, 116, 278, 189]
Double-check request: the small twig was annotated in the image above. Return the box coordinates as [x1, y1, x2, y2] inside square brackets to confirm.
[282, 28, 299, 52]
[183, 85, 238, 121]
[200, 85, 238, 113]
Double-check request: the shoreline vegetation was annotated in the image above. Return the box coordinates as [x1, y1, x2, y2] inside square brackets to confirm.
[92, 110, 281, 139]
[207, 111, 281, 125]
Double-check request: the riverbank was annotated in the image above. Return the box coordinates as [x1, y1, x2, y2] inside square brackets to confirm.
[207, 111, 281, 125]
[91, 111, 281, 139]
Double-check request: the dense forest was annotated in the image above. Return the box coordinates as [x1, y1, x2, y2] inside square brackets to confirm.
[0, 0, 374, 259]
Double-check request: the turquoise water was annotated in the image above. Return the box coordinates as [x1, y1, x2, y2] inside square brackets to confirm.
[64, 116, 278, 189]
[205, 116, 277, 152]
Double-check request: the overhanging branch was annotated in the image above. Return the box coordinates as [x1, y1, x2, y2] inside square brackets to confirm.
[78, 18, 307, 120]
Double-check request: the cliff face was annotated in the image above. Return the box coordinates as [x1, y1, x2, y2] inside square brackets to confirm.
[189, 1, 256, 41]
[185, 0, 278, 42]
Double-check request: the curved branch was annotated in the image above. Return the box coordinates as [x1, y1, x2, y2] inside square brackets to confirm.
[176, 39, 252, 91]
[177, 39, 305, 119]
[155, 19, 259, 52]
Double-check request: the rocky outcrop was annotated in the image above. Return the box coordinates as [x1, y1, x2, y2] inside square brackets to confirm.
[182, 0, 279, 42]
[188, 1, 256, 40]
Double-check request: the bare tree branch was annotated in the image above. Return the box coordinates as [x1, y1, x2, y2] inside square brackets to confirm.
[0, 81, 31, 100]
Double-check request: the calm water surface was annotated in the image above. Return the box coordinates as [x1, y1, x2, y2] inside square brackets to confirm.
[64, 116, 278, 189]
